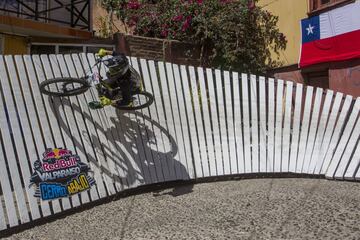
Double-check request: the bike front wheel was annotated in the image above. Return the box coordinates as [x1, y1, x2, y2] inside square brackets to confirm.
[113, 91, 154, 111]
[39, 77, 90, 97]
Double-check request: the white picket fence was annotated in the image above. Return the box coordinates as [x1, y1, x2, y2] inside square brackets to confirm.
[0, 53, 359, 231]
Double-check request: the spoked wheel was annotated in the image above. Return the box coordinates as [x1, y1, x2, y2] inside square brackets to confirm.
[39, 77, 90, 97]
[113, 91, 154, 110]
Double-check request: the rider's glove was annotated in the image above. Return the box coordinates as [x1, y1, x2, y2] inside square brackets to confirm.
[99, 96, 112, 106]
[97, 48, 112, 58]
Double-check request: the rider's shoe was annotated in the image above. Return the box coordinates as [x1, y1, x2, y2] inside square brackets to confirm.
[88, 101, 103, 109]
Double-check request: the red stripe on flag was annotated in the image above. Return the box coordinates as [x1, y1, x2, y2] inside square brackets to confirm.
[300, 29, 360, 67]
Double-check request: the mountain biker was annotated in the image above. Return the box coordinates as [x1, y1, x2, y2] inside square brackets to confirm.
[88, 49, 142, 109]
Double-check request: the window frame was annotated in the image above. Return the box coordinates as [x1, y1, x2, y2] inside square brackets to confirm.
[309, 0, 354, 15]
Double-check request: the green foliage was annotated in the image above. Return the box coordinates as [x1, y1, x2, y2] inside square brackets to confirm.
[101, 0, 287, 73]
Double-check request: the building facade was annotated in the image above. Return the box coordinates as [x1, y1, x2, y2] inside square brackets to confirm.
[260, 0, 360, 96]
[0, 0, 114, 55]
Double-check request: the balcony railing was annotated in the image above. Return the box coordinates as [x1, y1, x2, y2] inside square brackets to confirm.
[0, 0, 91, 31]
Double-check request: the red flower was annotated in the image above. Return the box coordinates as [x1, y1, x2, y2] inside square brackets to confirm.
[173, 14, 184, 21]
[197, 0, 203, 4]
[161, 29, 169, 37]
[182, 16, 192, 31]
[127, 1, 141, 9]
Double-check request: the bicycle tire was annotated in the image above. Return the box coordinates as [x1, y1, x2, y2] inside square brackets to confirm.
[39, 77, 90, 97]
[113, 91, 154, 111]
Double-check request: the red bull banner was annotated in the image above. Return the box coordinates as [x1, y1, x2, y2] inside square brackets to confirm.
[29, 148, 96, 201]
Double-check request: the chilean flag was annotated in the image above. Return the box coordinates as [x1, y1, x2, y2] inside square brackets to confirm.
[299, 0, 360, 67]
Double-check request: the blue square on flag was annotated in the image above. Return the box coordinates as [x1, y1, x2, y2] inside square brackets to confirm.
[301, 16, 320, 43]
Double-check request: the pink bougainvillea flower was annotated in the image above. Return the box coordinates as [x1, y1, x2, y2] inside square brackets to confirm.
[127, 1, 141, 9]
[173, 14, 184, 21]
[182, 16, 192, 31]
[161, 29, 169, 37]
[197, 0, 203, 4]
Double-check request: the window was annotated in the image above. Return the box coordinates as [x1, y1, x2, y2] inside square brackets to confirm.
[309, 0, 354, 13]
[31, 45, 56, 54]
[30, 43, 115, 54]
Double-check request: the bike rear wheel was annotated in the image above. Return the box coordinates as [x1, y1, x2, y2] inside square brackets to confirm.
[39, 77, 90, 97]
[113, 91, 154, 110]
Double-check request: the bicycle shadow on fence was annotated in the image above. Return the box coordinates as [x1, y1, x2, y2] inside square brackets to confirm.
[49, 96, 193, 197]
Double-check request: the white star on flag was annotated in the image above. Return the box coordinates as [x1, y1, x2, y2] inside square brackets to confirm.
[306, 24, 315, 35]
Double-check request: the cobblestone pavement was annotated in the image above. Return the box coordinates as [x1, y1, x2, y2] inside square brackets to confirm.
[3, 178, 360, 240]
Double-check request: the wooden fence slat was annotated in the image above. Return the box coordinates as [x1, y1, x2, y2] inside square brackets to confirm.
[296, 86, 314, 173]
[355, 158, 360, 180]
[0, 189, 6, 229]
[250, 75, 259, 173]
[158, 62, 183, 179]
[189, 66, 210, 177]
[241, 73, 252, 173]
[225, 71, 238, 174]
[216, 70, 231, 175]
[161, 62, 188, 179]
[302, 88, 323, 173]
[326, 98, 360, 179]
[197, 67, 217, 176]
[334, 113, 360, 179]
[274, 79, 284, 173]
[314, 92, 343, 174]
[166, 63, 191, 179]
[41, 54, 87, 207]
[148, 61, 177, 181]
[130, 57, 159, 184]
[0, 105, 20, 227]
[15, 55, 52, 217]
[139, 59, 166, 182]
[267, 78, 275, 172]
[153, 62, 177, 180]
[206, 69, 224, 176]
[258, 76, 267, 173]
[307, 90, 334, 174]
[173, 64, 194, 178]
[344, 136, 360, 180]
[320, 95, 353, 174]
[4, 55, 41, 220]
[289, 84, 303, 173]
[281, 80, 293, 172]
[180, 65, 203, 178]
[233, 72, 245, 174]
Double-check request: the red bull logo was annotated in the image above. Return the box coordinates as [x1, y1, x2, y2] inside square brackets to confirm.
[43, 148, 72, 160]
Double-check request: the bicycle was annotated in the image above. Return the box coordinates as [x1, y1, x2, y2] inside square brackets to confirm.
[39, 54, 154, 111]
